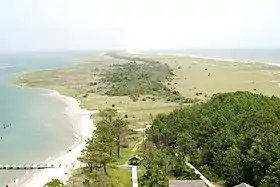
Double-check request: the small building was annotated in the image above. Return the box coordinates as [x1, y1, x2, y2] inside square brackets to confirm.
[129, 155, 143, 166]
[169, 180, 206, 187]
[234, 183, 253, 187]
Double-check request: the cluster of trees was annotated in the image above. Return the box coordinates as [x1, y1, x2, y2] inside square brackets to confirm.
[101, 59, 196, 103]
[78, 108, 130, 186]
[102, 61, 173, 96]
[140, 91, 280, 186]
[105, 52, 161, 64]
[139, 140, 200, 187]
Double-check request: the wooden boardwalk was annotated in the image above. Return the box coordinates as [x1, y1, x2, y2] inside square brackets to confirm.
[0, 163, 88, 170]
[186, 162, 216, 187]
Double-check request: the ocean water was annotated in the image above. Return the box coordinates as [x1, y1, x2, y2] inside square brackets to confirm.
[155, 48, 280, 64]
[0, 52, 94, 186]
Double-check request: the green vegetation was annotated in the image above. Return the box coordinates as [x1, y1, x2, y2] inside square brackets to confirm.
[43, 108, 138, 187]
[102, 61, 172, 96]
[75, 108, 134, 186]
[140, 91, 280, 186]
[14, 53, 197, 108]
[139, 141, 200, 187]
[79, 108, 129, 171]
[105, 53, 161, 64]
[44, 179, 64, 187]
[100, 59, 193, 103]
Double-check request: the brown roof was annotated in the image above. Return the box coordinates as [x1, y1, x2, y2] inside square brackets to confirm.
[234, 183, 253, 187]
[169, 180, 206, 187]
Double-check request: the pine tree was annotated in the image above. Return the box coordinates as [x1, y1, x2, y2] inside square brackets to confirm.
[112, 118, 129, 158]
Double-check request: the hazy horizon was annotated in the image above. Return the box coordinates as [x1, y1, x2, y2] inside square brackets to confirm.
[1, 0, 280, 51]
[1, 48, 280, 53]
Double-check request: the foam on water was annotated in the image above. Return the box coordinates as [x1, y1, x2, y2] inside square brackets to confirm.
[0, 65, 19, 69]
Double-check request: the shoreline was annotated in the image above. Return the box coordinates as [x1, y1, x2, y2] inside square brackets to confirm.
[151, 52, 280, 67]
[11, 88, 95, 187]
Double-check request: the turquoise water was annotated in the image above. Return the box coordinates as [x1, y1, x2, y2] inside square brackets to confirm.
[0, 52, 93, 186]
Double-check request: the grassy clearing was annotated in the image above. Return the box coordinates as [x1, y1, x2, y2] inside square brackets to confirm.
[65, 166, 133, 187]
[133, 53, 280, 98]
[84, 93, 181, 128]
[108, 167, 132, 187]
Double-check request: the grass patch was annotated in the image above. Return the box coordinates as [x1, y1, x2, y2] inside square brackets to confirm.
[108, 167, 132, 187]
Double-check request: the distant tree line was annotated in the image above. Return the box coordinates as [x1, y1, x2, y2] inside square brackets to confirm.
[105, 53, 161, 64]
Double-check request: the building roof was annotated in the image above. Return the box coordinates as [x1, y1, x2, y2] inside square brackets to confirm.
[129, 155, 143, 161]
[234, 183, 254, 187]
[169, 180, 206, 187]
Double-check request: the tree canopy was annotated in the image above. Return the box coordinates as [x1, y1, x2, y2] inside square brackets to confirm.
[78, 108, 130, 185]
[44, 179, 64, 187]
[102, 61, 174, 97]
[141, 91, 280, 186]
[99, 54, 197, 103]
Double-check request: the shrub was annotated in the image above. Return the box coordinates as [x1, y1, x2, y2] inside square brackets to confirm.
[89, 82, 98, 86]
[184, 98, 195, 103]
[172, 90, 180, 95]
[44, 179, 64, 187]
[129, 95, 138, 102]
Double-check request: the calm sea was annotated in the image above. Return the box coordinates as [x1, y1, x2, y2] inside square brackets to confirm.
[0, 52, 94, 186]
[155, 48, 280, 65]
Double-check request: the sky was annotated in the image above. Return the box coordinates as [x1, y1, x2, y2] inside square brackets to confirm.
[0, 0, 280, 51]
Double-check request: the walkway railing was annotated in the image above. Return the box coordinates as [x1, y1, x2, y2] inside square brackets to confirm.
[186, 162, 216, 187]
[0, 163, 88, 170]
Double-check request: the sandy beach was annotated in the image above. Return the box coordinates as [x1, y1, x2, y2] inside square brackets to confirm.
[10, 90, 95, 187]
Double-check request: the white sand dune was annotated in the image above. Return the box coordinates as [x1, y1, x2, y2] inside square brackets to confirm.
[10, 90, 95, 187]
